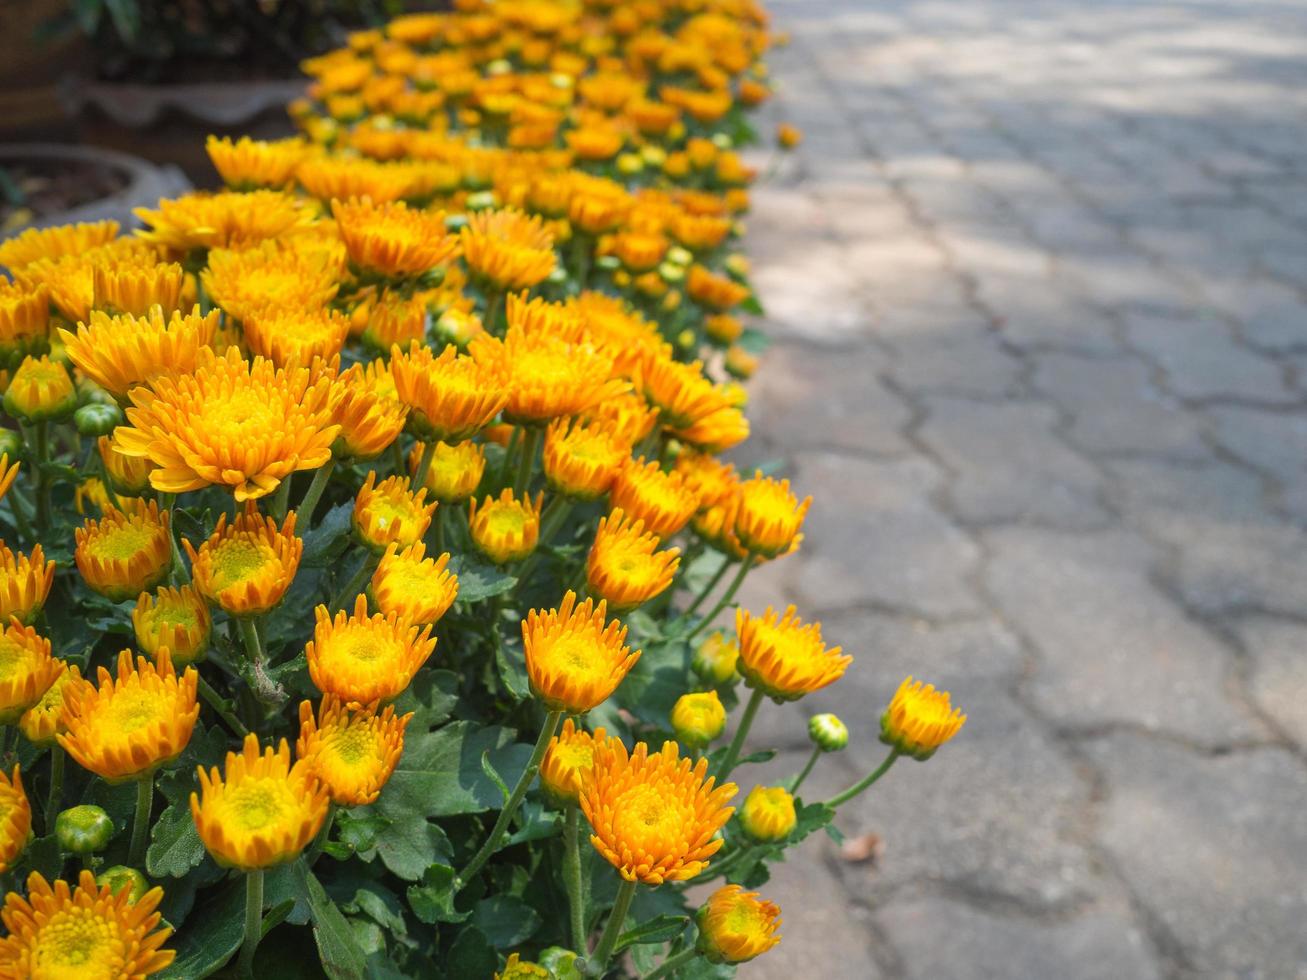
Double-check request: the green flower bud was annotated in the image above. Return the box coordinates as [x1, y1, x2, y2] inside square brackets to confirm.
[466, 191, 498, 212]
[670, 691, 726, 748]
[0, 430, 23, 462]
[692, 632, 739, 686]
[96, 865, 149, 902]
[808, 713, 848, 752]
[55, 805, 114, 854]
[595, 255, 620, 272]
[538, 948, 583, 980]
[74, 403, 125, 438]
[666, 246, 693, 267]
[76, 378, 117, 408]
[659, 261, 685, 283]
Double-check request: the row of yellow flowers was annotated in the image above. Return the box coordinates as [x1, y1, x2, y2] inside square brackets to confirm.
[0, 0, 965, 977]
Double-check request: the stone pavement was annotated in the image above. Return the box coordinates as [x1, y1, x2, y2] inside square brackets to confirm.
[730, 1, 1307, 977]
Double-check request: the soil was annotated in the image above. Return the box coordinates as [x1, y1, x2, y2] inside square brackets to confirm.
[0, 157, 129, 234]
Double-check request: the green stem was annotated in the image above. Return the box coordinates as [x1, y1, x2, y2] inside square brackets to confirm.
[270, 474, 292, 523]
[298, 460, 335, 527]
[513, 425, 540, 497]
[679, 558, 732, 621]
[485, 288, 505, 335]
[515, 496, 572, 588]
[454, 708, 563, 892]
[44, 746, 64, 836]
[434, 504, 447, 556]
[330, 556, 375, 613]
[715, 686, 764, 783]
[237, 868, 265, 979]
[412, 440, 437, 492]
[586, 876, 636, 976]
[32, 421, 51, 531]
[308, 805, 336, 867]
[197, 675, 248, 737]
[704, 843, 754, 882]
[564, 805, 587, 953]
[641, 946, 701, 980]
[825, 749, 900, 808]
[237, 616, 284, 710]
[684, 555, 755, 642]
[5, 486, 33, 544]
[129, 772, 153, 867]
[789, 744, 822, 795]
[498, 426, 521, 488]
[158, 492, 188, 585]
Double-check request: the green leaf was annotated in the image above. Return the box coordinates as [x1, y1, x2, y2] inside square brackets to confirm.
[471, 895, 542, 949]
[493, 636, 530, 701]
[156, 882, 243, 979]
[146, 801, 206, 878]
[790, 802, 836, 845]
[302, 502, 354, 567]
[735, 326, 771, 356]
[295, 861, 369, 980]
[447, 925, 497, 977]
[501, 800, 559, 848]
[406, 863, 469, 924]
[449, 554, 517, 602]
[18, 835, 62, 882]
[616, 914, 690, 951]
[480, 750, 511, 803]
[739, 293, 765, 316]
[386, 721, 532, 817]
[615, 640, 690, 727]
[391, 669, 460, 729]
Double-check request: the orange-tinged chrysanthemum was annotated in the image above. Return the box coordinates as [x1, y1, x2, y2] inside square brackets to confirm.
[587, 509, 680, 612]
[98, 436, 152, 496]
[543, 417, 626, 501]
[0, 220, 120, 271]
[409, 440, 486, 503]
[3, 355, 77, 422]
[0, 767, 29, 872]
[0, 543, 54, 625]
[207, 135, 309, 189]
[0, 870, 175, 979]
[74, 501, 172, 602]
[134, 190, 314, 254]
[0, 456, 18, 508]
[332, 362, 408, 460]
[459, 208, 556, 290]
[695, 885, 781, 965]
[133, 585, 212, 666]
[686, 264, 750, 311]
[738, 785, 796, 842]
[185, 503, 303, 618]
[10, 240, 155, 324]
[670, 690, 727, 747]
[90, 258, 184, 318]
[58, 650, 199, 783]
[567, 173, 633, 236]
[609, 457, 699, 539]
[113, 346, 339, 501]
[191, 733, 329, 870]
[353, 472, 436, 552]
[391, 343, 507, 443]
[692, 492, 748, 560]
[581, 739, 736, 885]
[202, 242, 340, 324]
[673, 403, 750, 454]
[369, 541, 458, 626]
[60, 305, 217, 402]
[675, 451, 737, 510]
[522, 590, 640, 713]
[305, 596, 437, 705]
[583, 391, 658, 447]
[0, 623, 58, 726]
[734, 473, 810, 559]
[332, 197, 460, 279]
[298, 155, 415, 204]
[18, 661, 79, 746]
[0, 282, 50, 368]
[881, 677, 966, 760]
[296, 695, 413, 806]
[468, 489, 542, 565]
[243, 306, 352, 368]
[735, 606, 851, 702]
[361, 291, 429, 354]
[639, 349, 732, 430]
[540, 719, 609, 805]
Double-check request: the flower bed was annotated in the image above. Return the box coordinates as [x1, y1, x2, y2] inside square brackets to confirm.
[0, 2, 966, 978]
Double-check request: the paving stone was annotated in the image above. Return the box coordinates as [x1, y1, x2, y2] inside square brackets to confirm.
[876, 898, 1160, 980]
[881, 313, 1025, 400]
[1087, 735, 1307, 978]
[982, 526, 1265, 744]
[787, 453, 984, 619]
[1206, 404, 1307, 520]
[918, 396, 1110, 528]
[978, 273, 1125, 355]
[1232, 616, 1307, 750]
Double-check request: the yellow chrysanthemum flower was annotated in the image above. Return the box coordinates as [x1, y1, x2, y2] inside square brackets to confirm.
[738, 785, 796, 842]
[361, 291, 429, 354]
[332, 197, 460, 279]
[0, 282, 50, 368]
[583, 391, 658, 447]
[332, 362, 408, 461]
[495, 952, 551, 980]
[3, 355, 77, 422]
[191, 733, 329, 870]
[611, 230, 668, 273]
[90, 258, 184, 318]
[581, 739, 736, 885]
[567, 173, 632, 236]
[468, 489, 542, 565]
[133, 585, 212, 666]
[18, 661, 79, 746]
[692, 631, 740, 685]
[409, 440, 486, 503]
[692, 490, 748, 560]
[0, 622, 58, 726]
[298, 155, 415, 204]
[543, 417, 626, 501]
[669, 690, 726, 748]
[639, 349, 732, 430]
[134, 190, 314, 254]
[0, 543, 54, 626]
[58, 650, 199, 783]
[673, 403, 749, 454]
[0, 220, 120, 271]
[113, 346, 339, 501]
[243, 306, 351, 368]
[391, 343, 507, 443]
[735, 606, 851, 702]
[98, 436, 152, 496]
[73, 500, 172, 602]
[296, 695, 413, 806]
[609, 457, 699, 539]
[305, 596, 437, 705]
[734, 473, 810, 560]
[522, 590, 640, 713]
[539, 719, 609, 805]
[674, 451, 737, 510]
[369, 542, 458, 626]
[695, 885, 781, 965]
[353, 471, 437, 553]
[59, 306, 219, 400]
[202, 242, 340, 324]
[185, 503, 303, 618]
[460, 208, 556, 290]
[0, 870, 175, 979]
[686, 264, 750, 311]
[0, 766, 28, 872]
[206, 135, 309, 189]
[0, 456, 17, 508]
[881, 677, 966, 761]
[587, 509, 680, 612]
